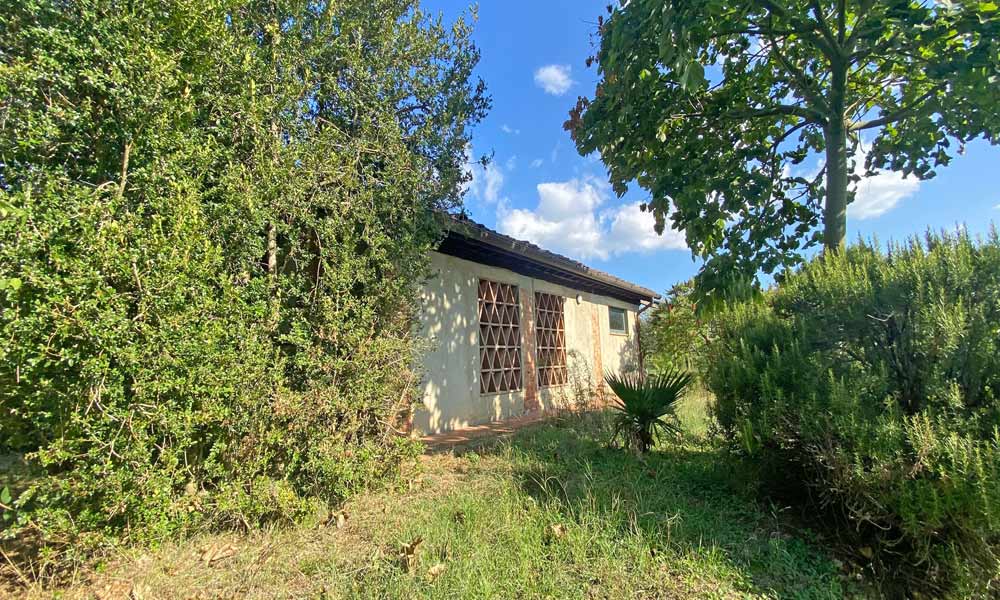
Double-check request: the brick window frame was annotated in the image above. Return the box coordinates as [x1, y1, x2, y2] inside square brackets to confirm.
[478, 279, 522, 394]
[534, 292, 568, 387]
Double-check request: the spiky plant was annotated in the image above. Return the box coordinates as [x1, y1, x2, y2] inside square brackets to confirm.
[605, 369, 693, 453]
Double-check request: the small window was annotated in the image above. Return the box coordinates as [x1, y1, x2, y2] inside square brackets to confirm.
[609, 307, 628, 334]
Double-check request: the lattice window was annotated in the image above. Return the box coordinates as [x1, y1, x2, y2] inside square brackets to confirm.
[535, 292, 568, 387]
[478, 279, 522, 394]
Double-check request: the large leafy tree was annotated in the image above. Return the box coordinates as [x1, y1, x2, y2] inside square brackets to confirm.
[567, 0, 1000, 288]
[1, 0, 487, 564]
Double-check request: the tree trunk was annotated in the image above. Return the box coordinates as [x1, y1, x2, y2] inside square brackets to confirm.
[823, 66, 849, 251]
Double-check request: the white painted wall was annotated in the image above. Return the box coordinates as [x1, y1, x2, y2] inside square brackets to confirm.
[414, 251, 640, 434]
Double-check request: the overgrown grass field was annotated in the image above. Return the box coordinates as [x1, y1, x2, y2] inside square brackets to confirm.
[13, 395, 862, 599]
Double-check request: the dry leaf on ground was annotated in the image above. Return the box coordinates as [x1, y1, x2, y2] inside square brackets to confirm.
[397, 537, 423, 573]
[199, 543, 238, 565]
[427, 562, 446, 581]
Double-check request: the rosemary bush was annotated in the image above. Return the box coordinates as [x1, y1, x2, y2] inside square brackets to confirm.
[706, 230, 1000, 597]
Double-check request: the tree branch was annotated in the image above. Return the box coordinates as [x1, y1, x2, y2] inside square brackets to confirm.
[849, 89, 937, 131]
[115, 141, 132, 203]
[758, 0, 838, 58]
[836, 0, 847, 44]
[735, 104, 826, 123]
[763, 29, 831, 113]
[809, 0, 841, 53]
[845, 0, 880, 51]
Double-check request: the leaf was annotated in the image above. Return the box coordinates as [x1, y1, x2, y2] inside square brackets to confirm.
[0, 486, 11, 505]
[681, 60, 705, 92]
[199, 543, 238, 564]
[426, 562, 446, 580]
[397, 536, 423, 573]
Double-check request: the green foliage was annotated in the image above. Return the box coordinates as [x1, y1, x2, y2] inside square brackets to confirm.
[605, 369, 694, 452]
[568, 0, 1000, 292]
[642, 281, 710, 378]
[0, 0, 487, 571]
[706, 230, 1000, 597]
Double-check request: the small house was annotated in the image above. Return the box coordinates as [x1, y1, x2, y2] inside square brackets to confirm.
[414, 215, 659, 434]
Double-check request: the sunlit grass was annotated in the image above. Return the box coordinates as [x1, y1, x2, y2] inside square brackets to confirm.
[18, 405, 858, 599]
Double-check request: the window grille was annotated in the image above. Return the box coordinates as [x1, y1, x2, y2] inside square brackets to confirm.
[534, 292, 568, 387]
[478, 279, 522, 394]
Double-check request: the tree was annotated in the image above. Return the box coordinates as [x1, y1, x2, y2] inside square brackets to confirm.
[642, 281, 710, 378]
[0, 0, 487, 566]
[567, 0, 1000, 290]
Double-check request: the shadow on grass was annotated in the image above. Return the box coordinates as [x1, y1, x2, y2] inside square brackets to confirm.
[474, 411, 849, 599]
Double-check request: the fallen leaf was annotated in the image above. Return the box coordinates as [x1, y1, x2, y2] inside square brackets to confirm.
[427, 562, 446, 580]
[397, 536, 423, 573]
[859, 546, 874, 559]
[200, 543, 238, 565]
[95, 580, 132, 600]
[130, 582, 152, 599]
[545, 523, 567, 543]
[335, 510, 348, 529]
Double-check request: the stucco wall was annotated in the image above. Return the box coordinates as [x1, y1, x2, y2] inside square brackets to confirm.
[414, 251, 640, 434]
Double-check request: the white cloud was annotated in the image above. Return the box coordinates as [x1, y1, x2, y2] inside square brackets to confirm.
[534, 64, 574, 95]
[530, 158, 544, 168]
[497, 177, 686, 261]
[848, 148, 921, 220]
[604, 203, 687, 254]
[463, 145, 505, 205]
[500, 124, 520, 135]
[994, 203, 1000, 210]
[505, 155, 518, 171]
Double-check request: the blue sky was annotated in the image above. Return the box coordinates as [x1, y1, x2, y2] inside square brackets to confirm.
[425, 0, 1000, 295]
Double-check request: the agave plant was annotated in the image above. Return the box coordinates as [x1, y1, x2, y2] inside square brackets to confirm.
[605, 368, 693, 453]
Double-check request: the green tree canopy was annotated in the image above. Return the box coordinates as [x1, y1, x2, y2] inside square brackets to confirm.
[0, 0, 487, 565]
[567, 0, 1000, 292]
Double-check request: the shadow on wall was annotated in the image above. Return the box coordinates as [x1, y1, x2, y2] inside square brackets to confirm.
[415, 266, 647, 434]
[547, 350, 598, 412]
[414, 264, 528, 434]
[413, 270, 474, 435]
[547, 336, 641, 413]
[617, 331, 642, 375]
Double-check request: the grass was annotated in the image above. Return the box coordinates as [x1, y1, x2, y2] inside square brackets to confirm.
[11, 395, 862, 599]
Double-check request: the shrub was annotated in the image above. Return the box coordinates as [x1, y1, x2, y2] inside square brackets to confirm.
[605, 369, 693, 452]
[642, 280, 711, 379]
[0, 0, 487, 573]
[705, 230, 1000, 597]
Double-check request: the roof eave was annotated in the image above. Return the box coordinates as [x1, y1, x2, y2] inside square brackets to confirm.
[441, 215, 660, 304]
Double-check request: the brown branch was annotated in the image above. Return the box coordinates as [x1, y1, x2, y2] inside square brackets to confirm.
[114, 141, 132, 203]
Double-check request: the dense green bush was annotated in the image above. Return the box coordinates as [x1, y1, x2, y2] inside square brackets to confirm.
[642, 280, 710, 378]
[0, 0, 487, 570]
[706, 231, 1000, 597]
